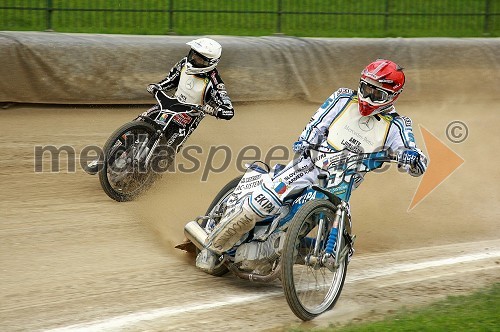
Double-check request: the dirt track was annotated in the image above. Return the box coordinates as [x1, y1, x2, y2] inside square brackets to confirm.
[1, 99, 499, 332]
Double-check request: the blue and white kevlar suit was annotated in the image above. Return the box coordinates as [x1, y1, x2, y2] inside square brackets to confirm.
[199, 88, 427, 264]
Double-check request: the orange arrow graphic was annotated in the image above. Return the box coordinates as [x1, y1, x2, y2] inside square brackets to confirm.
[408, 125, 465, 211]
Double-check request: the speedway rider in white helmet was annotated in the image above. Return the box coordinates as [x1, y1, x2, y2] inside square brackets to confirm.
[196, 59, 427, 273]
[146, 37, 234, 120]
[85, 38, 234, 175]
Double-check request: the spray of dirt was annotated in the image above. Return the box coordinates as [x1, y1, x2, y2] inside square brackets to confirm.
[126, 99, 499, 258]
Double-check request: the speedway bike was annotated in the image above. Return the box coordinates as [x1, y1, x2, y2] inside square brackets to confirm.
[85, 90, 205, 202]
[177, 147, 398, 320]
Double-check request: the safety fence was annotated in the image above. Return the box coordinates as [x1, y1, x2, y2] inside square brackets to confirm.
[1, 0, 498, 37]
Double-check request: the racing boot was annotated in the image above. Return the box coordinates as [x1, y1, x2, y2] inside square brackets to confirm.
[195, 248, 220, 274]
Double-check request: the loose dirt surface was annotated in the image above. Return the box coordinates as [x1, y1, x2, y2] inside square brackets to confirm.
[1, 100, 499, 332]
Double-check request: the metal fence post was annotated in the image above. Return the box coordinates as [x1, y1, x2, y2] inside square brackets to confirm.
[168, 0, 175, 34]
[385, 0, 390, 32]
[46, 0, 53, 31]
[276, 0, 282, 34]
[484, 0, 491, 35]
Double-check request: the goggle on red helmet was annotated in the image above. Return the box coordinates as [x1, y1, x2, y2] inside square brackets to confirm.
[358, 59, 405, 116]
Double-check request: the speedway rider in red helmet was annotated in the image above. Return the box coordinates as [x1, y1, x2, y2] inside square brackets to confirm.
[196, 59, 427, 273]
[294, 59, 427, 178]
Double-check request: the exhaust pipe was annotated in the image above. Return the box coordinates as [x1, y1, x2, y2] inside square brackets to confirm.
[184, 220, 208, 250]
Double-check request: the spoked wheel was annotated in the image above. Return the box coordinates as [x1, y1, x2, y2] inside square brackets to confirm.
[281, 199, 348, 321]
[99, 121, 165, 202]
[198, 176, 243, 276]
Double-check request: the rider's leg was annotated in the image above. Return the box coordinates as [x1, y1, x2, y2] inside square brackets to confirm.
[196, 157, 318, 273]
[209, 189, 281, 253]
[196, 174, 282, 272]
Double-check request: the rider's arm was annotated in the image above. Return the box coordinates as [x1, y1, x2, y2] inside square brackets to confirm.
[297, 88, 355, 146]
[204, 70, 234, 120]
[156, 58, 186, 91]
[386, 115, 428, 177]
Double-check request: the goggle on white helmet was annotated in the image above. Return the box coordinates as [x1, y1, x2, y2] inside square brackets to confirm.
[185, 38, 222, 75]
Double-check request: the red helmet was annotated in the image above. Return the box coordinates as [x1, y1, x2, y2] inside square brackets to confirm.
[358, 59, 405, 116]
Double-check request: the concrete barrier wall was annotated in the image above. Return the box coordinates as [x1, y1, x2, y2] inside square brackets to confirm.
[0, 31, 499, 105]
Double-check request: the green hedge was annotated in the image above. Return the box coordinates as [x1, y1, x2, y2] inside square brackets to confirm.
[1, 0, 498, 37]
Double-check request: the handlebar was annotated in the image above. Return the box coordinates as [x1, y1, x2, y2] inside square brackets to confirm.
[305, 144, 401, 175]
[154, 90, 205, 116]
[343, 150, 398, 164]
[187, 104, 204, 117]
[303, 138, 400, 164]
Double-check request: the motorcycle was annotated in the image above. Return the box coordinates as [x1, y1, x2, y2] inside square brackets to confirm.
[177, 147, 398, 321]
[85, 90, 206, 202]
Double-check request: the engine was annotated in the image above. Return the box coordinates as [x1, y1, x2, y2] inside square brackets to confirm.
[234, 231, 284, 274]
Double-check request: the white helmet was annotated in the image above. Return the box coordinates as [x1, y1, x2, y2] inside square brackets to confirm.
[185, 38, 222, 75]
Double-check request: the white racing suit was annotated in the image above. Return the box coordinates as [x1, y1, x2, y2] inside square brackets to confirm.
[197, 88, 427, 270]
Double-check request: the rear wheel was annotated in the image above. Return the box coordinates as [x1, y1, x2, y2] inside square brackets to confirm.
[199, 176, 243, 276]
[98, 121, 166, 202]
[281, 199, 347, 321]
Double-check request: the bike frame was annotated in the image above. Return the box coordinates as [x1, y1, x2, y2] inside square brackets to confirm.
[299, 150, 395, 266]
[250, 150, 396, 269]
[135, 90, 204, 168]
[188, 149, 397, 280]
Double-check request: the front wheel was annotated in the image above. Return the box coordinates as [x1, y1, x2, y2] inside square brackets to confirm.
[98, 121, 166, 202]
[281, 199, 348, 321]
